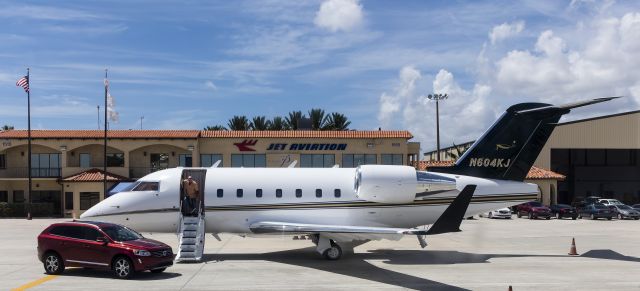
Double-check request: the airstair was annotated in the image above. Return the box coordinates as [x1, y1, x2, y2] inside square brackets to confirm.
[175, 168, 207, 262]
[175, 213, 205, 262]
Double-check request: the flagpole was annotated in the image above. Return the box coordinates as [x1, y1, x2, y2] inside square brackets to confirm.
[27, 68, 32, 220]
[104, 69, 108, 198]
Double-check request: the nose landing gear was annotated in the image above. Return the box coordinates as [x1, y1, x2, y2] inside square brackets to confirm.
[313, 234, 344, 260]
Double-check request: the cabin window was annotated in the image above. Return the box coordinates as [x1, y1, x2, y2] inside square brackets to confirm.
[132, 182, 159, 191]
[217, 189, 223, 198]
[295, 189, 302, 198]
[334, 189, 341, 198]
[237, 189, 243, 198]
[276, 189, 282, 198]
[256, 189, 262, 198]
[316, 189, 322, 198]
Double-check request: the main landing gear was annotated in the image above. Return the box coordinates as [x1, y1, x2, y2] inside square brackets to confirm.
[312, 234, 347, 260]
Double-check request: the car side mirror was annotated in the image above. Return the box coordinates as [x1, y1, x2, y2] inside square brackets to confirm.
[96, 237, 109, 245]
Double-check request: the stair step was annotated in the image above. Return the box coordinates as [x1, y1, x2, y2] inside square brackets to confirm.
[183, 231, 197, 237]
[180, 245, 197, 252]
[181, 237, 197, 244]
[183, 225, 198, 231]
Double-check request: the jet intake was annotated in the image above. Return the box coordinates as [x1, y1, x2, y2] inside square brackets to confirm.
[355, 165, 417, 204]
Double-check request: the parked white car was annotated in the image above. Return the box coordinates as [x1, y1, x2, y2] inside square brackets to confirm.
[598, 199, 624, 206]
[480, 208, 512, 219]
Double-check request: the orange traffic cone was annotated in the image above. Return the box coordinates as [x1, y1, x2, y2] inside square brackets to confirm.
[568, 237, 578, 255]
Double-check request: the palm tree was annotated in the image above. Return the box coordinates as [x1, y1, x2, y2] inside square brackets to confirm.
[268, 116, 288, 130]
[203, 125, 227, 131]
[1, 125, 14, 130]
[308, 108, 328, 130]
[250, 116, 271, 130]
[324, 113, 351, 130]
[285, 111, 303, 130]
[227, 115, 250, 130]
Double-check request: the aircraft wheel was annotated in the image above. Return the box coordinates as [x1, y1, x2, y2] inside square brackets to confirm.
[323, 244, 342, 260]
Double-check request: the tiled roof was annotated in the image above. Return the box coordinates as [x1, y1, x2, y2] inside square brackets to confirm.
[412, 160, 565, 180]
[0, 130, 200, 139]
[200, 130, 413, 139]
[61, 168, 132, 182]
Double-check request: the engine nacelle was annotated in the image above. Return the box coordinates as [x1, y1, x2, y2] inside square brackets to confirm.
[355, 165, 417, 204]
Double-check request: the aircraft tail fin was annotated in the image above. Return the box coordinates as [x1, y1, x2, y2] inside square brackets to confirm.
[429, 97, 618, 181]
[426, 185, 476, 235]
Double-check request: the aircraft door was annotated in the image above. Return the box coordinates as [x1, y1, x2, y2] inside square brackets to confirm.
[180, 169, 207, 216]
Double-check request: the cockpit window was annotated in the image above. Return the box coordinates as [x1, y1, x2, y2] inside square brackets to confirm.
[132, 182, 159, 191]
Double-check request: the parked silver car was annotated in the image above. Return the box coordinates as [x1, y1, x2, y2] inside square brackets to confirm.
[610, 205, 640, 220]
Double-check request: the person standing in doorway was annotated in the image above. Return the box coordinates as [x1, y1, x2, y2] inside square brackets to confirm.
[182, 176, 200, 216]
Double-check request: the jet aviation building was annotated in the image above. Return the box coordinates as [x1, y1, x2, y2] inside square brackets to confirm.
[0, 130, 419, 218]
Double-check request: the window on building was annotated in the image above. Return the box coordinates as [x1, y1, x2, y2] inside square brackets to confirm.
[334, 189, 341, 198]
[201, 154, 223, 167]
[0, 154, 6, 169]
[237, 189, 243, 198]
[316, 189, 322, 198]
[13, 190, 24, 203]
[150, 153, 169, 171]
[79, 153, 91, 168]
[80, 192, 100, 210]
[231, 154, 266, 167]
[0, 191, 7, 202]
[179, 154, 192, 167]
[31, 153, 61, 177]
[276, 189, 282, 198]
[256, 189, 262, 198]
[381, 154, 403, 165]
[217, 189, 223, 198]
[132, 182, 159, 191]
[295, 189, 302, 198]
[106, 153, 125, 167]
[64, 192, 73, 210]
[342, 154, 376, 167]
[300, 154, 335, 168]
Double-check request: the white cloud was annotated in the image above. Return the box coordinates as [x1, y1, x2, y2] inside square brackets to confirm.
[205, 80, 218, 90]
[0, 5, 103, 21]
[492, 12, 640, 108]
[314, 0, 364, 32]
[377, 66, 421, 129]
[489, 20, 525, 45]
[377, 67, 495, 151]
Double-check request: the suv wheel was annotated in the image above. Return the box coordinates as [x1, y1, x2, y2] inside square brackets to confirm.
[556, 213, 561, 219]
[528, 212, 534, 219]
[113, 256, 134, 279]
[517, 212, 521, 218]
[590, 214, 596, 220]
[488, 212, 493, 219]
[43, 252, 65, 275]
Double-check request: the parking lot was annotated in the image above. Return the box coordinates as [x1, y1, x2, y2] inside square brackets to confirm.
[3, 217, 640, 291]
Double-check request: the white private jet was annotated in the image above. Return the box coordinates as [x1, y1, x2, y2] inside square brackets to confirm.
[81, 97, 616, 260]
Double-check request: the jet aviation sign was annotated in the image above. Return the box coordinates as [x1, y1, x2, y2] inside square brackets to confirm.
[268, 143, 348, 151]
[233, 139, 348, 152]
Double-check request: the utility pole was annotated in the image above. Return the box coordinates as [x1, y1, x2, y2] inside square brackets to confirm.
[427, 93, 448, 161]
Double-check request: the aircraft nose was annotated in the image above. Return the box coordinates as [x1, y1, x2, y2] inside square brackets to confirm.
[80, 204, 102, 219]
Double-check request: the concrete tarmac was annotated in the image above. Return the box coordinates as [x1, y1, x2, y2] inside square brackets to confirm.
[2, 217, 639, 290]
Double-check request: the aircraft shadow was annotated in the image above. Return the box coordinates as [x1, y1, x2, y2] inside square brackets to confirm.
[58, 267, 182, 281]
[202, 247, 640, 290]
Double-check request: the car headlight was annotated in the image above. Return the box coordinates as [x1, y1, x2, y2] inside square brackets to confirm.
[133, 249, 151, 257]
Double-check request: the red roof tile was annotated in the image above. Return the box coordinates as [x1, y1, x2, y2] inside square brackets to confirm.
[0, 130, 200, 139]
[412, 161, 565, 180]
[200, 130, 413, 139]
[61, 168, 132, 182]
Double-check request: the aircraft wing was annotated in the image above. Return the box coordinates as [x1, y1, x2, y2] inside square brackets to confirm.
[249, 221, 427, 241]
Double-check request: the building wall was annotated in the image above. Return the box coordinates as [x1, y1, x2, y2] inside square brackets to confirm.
[534, 112, 640, 169]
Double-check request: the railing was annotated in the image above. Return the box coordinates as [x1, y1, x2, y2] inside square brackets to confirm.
[129, 167, 169, 179]
[0, 167, 62, 178]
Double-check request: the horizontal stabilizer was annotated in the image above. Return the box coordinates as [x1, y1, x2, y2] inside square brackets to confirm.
[426, 185, 476, 235]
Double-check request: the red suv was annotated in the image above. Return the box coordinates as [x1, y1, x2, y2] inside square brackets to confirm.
[37, 221, 174, 279]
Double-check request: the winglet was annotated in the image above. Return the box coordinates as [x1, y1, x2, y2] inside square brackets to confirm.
[426, 185, 476, 235]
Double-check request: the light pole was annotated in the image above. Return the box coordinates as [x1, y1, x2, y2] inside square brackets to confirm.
[427, 93, 448, 161]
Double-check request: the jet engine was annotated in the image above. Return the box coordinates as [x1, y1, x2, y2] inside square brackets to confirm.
[355, 165, 417, 204]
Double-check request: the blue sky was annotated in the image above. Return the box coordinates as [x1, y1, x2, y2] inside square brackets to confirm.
[1, 0, 639, 151]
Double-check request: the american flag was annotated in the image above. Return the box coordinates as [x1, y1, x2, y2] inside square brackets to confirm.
[16, 76, 29, 93]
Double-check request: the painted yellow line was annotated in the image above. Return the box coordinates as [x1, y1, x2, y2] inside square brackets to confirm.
[11, 275, 59, 291]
